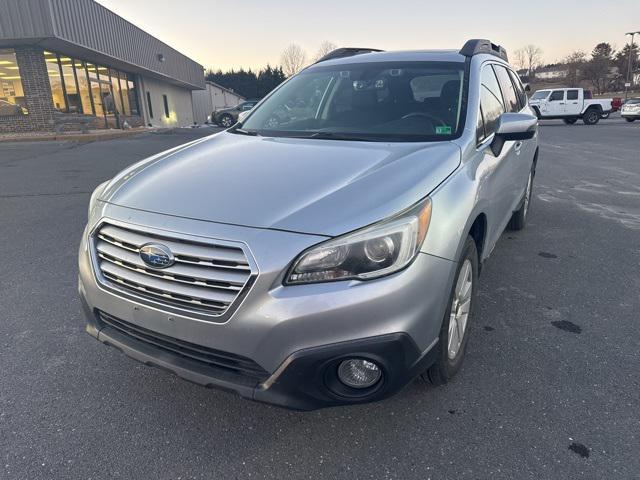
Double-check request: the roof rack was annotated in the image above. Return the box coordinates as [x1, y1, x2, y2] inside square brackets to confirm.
[315, 47, 384, 64]
[460, 39, 508, 62]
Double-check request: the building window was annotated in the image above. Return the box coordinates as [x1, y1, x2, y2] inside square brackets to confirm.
[163, 94, 170, 118]
[76, 60, 95, 115]
[43, 50, 141, 120]
[0, 49, 28, 116]
[59, 55, 83, 113]
[86, 64, 104, 117]
[146, 91, 154, 118]
[109, 69, 124, 115]
[127, 76, 139, 115]
[44, 51, 66, 112]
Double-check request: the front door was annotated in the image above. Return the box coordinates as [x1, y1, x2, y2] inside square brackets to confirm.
[546, 90, 566, 116]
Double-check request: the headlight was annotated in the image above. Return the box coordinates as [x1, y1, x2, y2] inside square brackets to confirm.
[286, 198, 432, 285]
[88, 181, 109, 219]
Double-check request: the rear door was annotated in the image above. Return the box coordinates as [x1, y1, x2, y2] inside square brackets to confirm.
[565, 89, 582, 115]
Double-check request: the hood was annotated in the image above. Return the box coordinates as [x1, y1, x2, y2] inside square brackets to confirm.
[102, 132, 461, 236]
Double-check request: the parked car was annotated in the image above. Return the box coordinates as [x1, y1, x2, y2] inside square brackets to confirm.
[212, 100, 260, 128]
[80, 39, 538, 410]
[528, 88, 612, 124]
[621, 98, 640, 122]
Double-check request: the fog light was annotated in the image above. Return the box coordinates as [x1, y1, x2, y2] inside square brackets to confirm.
[337, 359, 382, 389]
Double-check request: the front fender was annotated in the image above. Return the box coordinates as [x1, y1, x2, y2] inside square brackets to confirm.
[421, 156, 490, 263]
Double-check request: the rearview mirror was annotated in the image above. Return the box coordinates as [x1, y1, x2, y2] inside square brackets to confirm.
[491, 113, 538, 156]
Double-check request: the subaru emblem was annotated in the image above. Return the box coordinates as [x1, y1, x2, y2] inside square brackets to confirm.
[139, 243, 175, 269]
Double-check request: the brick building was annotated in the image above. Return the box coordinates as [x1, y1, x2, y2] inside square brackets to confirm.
[0, 0, 205, 133]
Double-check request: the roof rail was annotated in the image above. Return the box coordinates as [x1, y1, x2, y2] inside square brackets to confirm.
[460, 39, 508, 62]
[315, 47, 384, 64]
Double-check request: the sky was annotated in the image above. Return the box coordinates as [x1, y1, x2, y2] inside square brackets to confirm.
[97, 0, 640, 71]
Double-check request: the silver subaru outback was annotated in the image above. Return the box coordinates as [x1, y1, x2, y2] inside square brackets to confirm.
[79, 39, 538, 410]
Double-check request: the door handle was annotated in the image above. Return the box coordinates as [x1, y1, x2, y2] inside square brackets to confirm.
[559, 102, 566, 105]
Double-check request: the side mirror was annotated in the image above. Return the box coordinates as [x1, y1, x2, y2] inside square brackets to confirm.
[491, 112, 538, 156]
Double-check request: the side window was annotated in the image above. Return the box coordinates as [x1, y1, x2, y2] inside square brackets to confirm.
[493, 65, 519, 112]
[567, 90, 579, 100]
[507, 69, 527, 108]
[478, 65, 505, 142]
[481, 65, 504, 108]
[549, 90, 565, 101]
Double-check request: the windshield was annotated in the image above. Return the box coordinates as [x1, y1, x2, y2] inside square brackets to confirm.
[625, 99, 640, 104]
[531, 91, 550, 100]
[239, 61, 466, 142]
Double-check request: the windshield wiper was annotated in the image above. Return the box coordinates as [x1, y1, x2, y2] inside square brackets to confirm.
[230, 127, 260, 136]
[306, 131, 376, 141]
[228, 123, 260, 136]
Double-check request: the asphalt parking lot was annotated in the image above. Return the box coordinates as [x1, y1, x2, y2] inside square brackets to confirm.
[1, 118, 638, 479]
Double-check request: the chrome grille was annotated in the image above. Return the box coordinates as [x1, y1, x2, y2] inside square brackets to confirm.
[92, 223, 253, 317]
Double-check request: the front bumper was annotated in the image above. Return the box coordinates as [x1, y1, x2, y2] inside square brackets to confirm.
[79, 205, 455, 409]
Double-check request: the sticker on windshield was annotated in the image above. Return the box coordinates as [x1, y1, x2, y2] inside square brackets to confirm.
[436, 126, 452, 135]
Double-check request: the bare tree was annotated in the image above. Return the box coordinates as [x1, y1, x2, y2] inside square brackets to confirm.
[513, 49, 527, 72]
[520, 45, 543, 77]
[281, 43, 307, 77]
[563, 50, 587, 87]
[313, 41, 338, 62]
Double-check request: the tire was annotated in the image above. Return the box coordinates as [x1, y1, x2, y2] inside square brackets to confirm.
[625, 117, 636, 123]
[507, 168, 534, 231]
[532, 107, 542, 119]
[563, 118, 578, 125]
[582, 108, 600, 125]
[219, 114, 234, 128]
[422, 236, 478, 386]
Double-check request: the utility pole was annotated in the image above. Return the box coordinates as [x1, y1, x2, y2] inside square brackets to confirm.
[625, 31, 640, 101]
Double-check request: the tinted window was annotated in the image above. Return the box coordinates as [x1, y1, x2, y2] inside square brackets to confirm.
[507, 69, 527, 108]
[550, 90, 564, 101]
[493, 65, 519, 112]
[567, 90, 579, 100]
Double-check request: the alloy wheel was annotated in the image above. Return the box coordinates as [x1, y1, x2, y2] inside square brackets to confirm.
[447, 258, 473, 359]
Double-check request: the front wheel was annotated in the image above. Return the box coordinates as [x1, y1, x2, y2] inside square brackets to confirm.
[423, 236, 478, 386]
[582, 109, 600, 125]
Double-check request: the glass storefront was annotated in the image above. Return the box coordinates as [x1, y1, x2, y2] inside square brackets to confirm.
[44, 50, 140, 125]
[0, 49, 28, 116]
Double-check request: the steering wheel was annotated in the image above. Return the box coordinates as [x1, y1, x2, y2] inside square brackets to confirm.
[401, 112, 447, 127]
